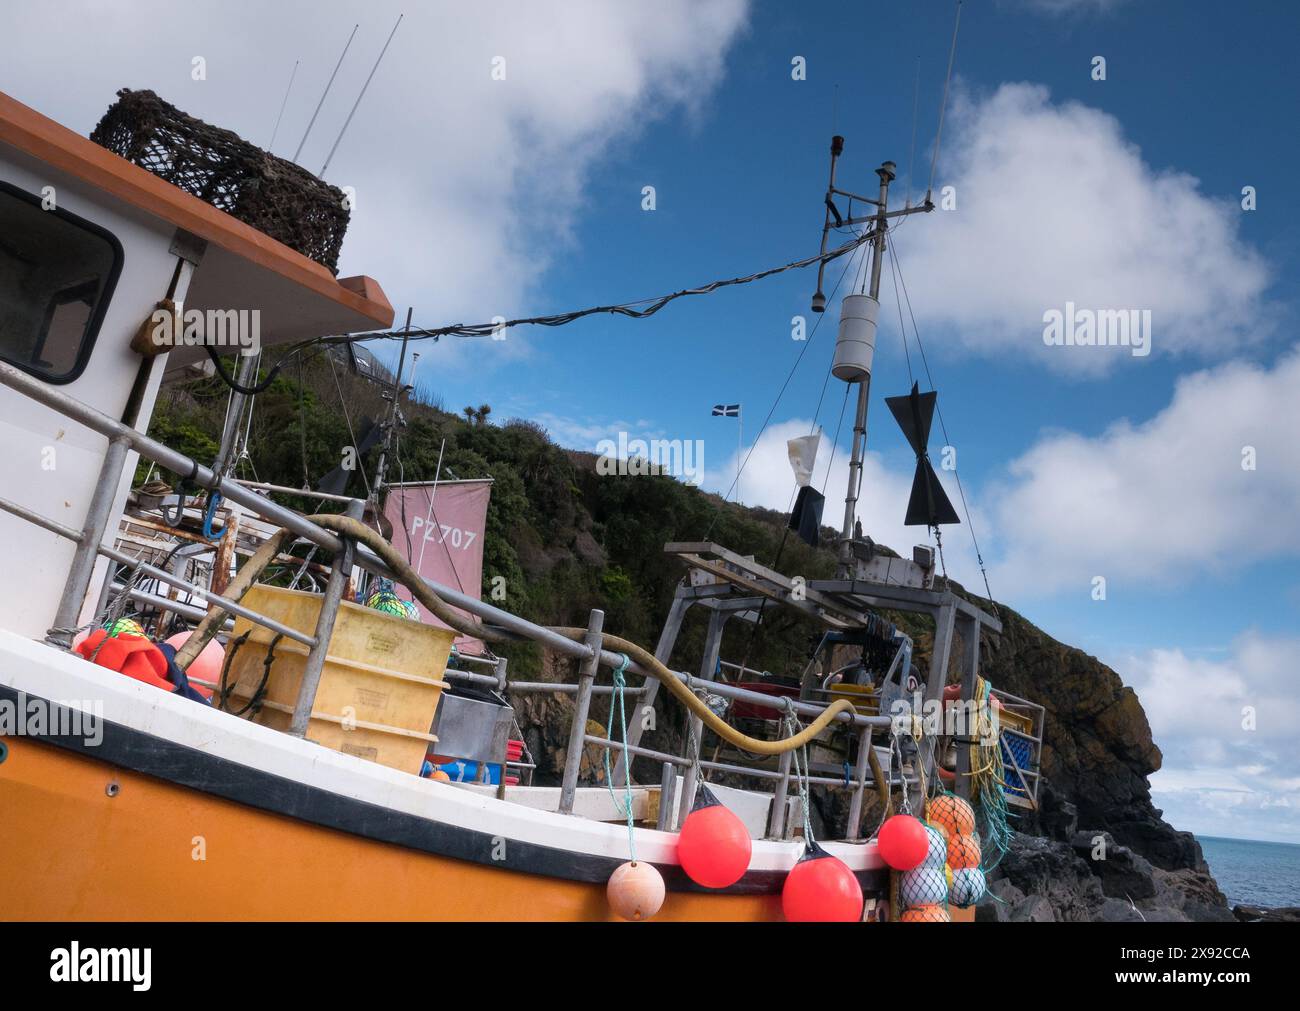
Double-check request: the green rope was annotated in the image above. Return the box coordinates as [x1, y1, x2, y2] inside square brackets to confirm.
[602, 653, 637, 861]
[972, 679, 1013, 872]
[783, 709, 816, 843]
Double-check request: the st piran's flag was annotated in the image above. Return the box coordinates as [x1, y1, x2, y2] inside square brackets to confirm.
[884, 382, 960, 527]
[712, 404, 740, 417]
[788, 485, 825, 546]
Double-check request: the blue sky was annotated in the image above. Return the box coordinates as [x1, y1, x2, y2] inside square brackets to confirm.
[420, 0, 1300, 844]
[4, 0, 1296, 844]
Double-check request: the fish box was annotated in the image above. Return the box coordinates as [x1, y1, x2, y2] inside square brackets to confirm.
[222, 584, 455, 774]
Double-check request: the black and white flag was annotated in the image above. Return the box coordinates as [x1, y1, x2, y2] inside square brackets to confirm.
[712, 404, 740, 417]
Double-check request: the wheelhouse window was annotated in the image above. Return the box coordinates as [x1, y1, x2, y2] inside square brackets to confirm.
[0, 182, 122, 383]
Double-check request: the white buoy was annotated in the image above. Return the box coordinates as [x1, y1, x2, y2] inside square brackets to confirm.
[607, 860, 666, 921]
[831, 293, 879, 382]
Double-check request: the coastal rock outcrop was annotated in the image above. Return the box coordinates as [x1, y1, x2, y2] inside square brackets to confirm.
[975, 831, 1232, 922]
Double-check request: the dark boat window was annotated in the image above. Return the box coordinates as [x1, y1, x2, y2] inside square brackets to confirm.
[0, 181, 123, 383]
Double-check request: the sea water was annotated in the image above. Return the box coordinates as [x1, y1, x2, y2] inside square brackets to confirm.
[1200, 836, 1300, 908]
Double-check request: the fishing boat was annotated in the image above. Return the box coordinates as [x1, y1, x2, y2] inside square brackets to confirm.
[0, 85, 1042, 922]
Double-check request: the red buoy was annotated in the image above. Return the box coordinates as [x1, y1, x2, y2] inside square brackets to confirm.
[677, 786, 752, 888]
[782, 841, 863, 922]
[877, 813, 929, 870]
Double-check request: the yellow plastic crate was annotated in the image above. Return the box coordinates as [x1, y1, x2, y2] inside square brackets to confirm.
[222, 584, 455, 774]
[996, 705, 1035, 737]
[828, 683, 880, 716]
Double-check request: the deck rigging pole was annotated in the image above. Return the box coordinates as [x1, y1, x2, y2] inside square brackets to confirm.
[836, 161, 895, 577]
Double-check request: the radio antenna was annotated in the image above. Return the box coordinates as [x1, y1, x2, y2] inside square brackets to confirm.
[926, 0, 963, 204]
[293, 23, 359, 163]
[320, 14, 403, 177]
[268, 59, 300, 152]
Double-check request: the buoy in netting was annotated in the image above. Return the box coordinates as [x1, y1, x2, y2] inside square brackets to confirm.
[920, 822, 948, 866]
[676, 785, 752, 888]
[900, 864, 948, 907]
[927, 793, 976, 838]
[950, 866, 986, 907]
[782, 840, 863, 922]
[607, 860, 665, 921]
[900, 903, 951, 922]
[947, 831, 982, 870]
[877, 813, 929, 870]
[104, 616, 145, 638]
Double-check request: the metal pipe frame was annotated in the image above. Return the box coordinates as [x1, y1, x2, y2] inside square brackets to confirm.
[48, 435, 130, 645]
[558, 609, 604, 815]
[289, 498, 363, 736]
[0, 365, 904, 830]
[590, 735, 870, 789]
[0, 494, 316, 648]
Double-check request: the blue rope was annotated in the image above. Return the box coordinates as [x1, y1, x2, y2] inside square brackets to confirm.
[202, 491, 224, 540]
[602, 653, 637, 861]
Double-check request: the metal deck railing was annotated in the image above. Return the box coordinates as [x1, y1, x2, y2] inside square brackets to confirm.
[0, 360, 900, 841]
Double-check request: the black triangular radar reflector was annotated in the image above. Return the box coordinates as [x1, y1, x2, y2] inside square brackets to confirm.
[885, 381, 936, 456]
[885, 382, 961, 528]
[905, 459, 960, 527]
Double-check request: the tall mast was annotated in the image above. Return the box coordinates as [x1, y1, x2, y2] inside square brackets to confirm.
[371, 306, 413, 508]
[837, 161, 895, 576]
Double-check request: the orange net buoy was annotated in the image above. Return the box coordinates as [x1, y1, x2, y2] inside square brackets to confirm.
[900, 903, 951, 922]
[927, 793, 975, 837]
[948, 831, 982, 870]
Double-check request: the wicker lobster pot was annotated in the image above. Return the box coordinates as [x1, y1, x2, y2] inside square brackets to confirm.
[90, 88, 350, 273]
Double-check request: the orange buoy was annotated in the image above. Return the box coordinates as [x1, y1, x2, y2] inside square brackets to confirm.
[676, 786, 752, 888]
[900, 903, 951, 922]
[431, 770, 452, 782]
[877, 814, 929, 870]
[927, 793, 975, 837]
[607, 860, 665, 921]
[781, 841, 863, 922]
[164, 632, 222, 700]
[948, 831, 981, 870]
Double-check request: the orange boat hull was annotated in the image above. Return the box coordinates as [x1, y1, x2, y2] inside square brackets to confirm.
[0, 737, 785, 921]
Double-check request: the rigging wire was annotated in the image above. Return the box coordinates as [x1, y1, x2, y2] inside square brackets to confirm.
[325, 350, 374, 503]
[926, 0, 963, 204]
[887, 244, 915, 386]
[821, 383, 852, 498]
[201, 229, 881, 402]
[268, 59, 300, 152]
[907, 56, 920, 209]
[700, 236, 866, 541]
[346, 228, 878, 347]
[889, 233, 998, 615]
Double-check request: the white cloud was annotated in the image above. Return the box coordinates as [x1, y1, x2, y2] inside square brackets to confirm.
[987, 345, 1300, 595]
[0, 0, 749, 374]
[531, 412, 666, 449]
[1117, 633, 1300, 843]
[1016, 0, 1131, 13]
[899, 83, 1271, 374]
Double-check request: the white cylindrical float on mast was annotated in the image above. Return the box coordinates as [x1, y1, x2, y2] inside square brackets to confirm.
[831, 293, 879, 382]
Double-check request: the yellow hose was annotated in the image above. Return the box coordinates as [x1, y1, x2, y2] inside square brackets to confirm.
[180, 513, 861, 757]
